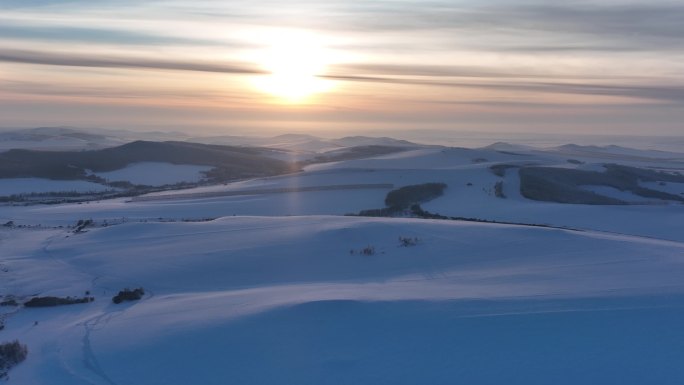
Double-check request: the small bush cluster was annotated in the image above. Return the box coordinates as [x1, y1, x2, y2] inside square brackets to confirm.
[360, 246, 376, 255]
[73, 219, 94, 233]
[112, 288, 145, 304]
[494, 181, 506, 198]
[24, 296, 94, 308]
[350, 246, 376, 256]
[399, 236, 419, 247]
[0, 340, 28, 379]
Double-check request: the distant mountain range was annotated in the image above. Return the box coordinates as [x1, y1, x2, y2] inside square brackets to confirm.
[2, 128, 682, 184]
[172, 134, 423, 152]
[0, 127, 427, 153]
[0, 126, 127, 151]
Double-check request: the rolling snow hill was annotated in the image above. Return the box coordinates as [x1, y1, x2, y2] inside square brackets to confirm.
[1, 138, 684, 384]
[2, 216, 684, 384]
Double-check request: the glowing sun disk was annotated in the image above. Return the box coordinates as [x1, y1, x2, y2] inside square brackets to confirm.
[252, 31, 334, 103]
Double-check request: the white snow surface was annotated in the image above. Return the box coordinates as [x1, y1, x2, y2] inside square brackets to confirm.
[94, 162, 212, 186]
[2, 216, 684, 384]
[2, 143, 684, 384]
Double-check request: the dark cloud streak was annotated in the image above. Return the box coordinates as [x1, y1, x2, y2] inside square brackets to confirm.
[0, 24, 221, 46]
[323, 74, 684, 104]
[310, 2, 684, 52]
[0, 49, 264, 75]
[4, 48, 682, 104]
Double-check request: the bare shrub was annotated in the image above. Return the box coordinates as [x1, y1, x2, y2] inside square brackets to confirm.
[399, 236, 419, 247]
[0, 340, 28, 379]
[112, 288, 145, 304]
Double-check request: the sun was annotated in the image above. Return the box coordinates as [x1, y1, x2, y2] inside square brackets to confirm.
[252, 30, 334, 103]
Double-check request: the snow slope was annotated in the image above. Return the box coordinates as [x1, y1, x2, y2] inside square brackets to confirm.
[2, 216, 684, 384]
[2, 142, 684, 384]
[0, 178, 112, 196]
[94, 162, 212, 186]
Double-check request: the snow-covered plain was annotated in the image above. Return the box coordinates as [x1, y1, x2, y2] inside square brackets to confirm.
[1, 142, 684, 384]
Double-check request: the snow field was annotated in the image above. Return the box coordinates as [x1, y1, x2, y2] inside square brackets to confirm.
[2, 216, 684, 384]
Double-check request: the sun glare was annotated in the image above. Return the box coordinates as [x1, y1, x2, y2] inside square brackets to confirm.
[252, 30, 334, 103]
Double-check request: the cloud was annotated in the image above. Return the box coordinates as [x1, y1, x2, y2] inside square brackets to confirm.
[6, 1, 684, 54]
[0, 49, 263, 75]
[328, 63, 612, 80]
[323, 74, 684, 103]
[5, 48, 680, 104]
[0, 79, 257, 101]
[0, 24, 218, 46]
[0, 0, 87, 9]
[311, 1, 684, 52]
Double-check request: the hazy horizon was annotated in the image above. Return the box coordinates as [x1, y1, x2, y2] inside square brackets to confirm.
[1, 1, 683, 136]
[2, 124, 684, 153]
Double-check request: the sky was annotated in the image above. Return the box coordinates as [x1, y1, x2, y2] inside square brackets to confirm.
[1, 0, 683, 136]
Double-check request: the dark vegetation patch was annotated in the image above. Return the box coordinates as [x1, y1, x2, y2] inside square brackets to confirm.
[398, 236, 419, 247]
[489, 164, 520, 177]
[0, 142, 414, 203]
[494, 181, 506, 198]
[24, 296, 94, 308]
[0, 141, 297, 202]
[0, 340, 28, 379]
[357, 207, 399, 217]
[0, 141, 294, 179]
[356, 183, 447, 217]
[73, 219, 94, 233]
[409, 204, 451, 220]
[112, 288, 145, 304]
[350, 246, 376, 256]
[385, 183, 447, 209]
[519, 164, 684, 205]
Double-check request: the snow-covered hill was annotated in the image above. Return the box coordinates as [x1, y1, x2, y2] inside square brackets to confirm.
[1, 139, 684, 384]
[2, 216, 684, 384]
